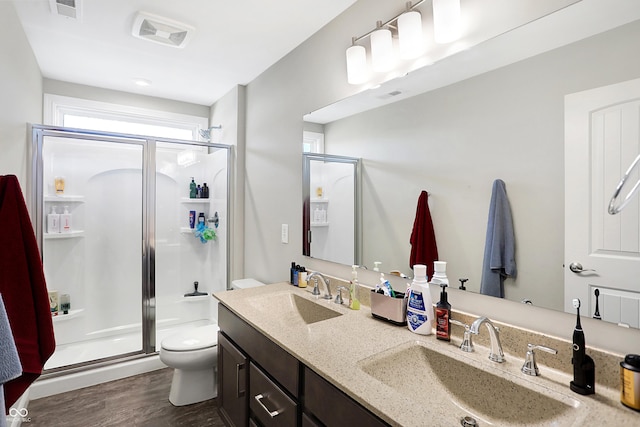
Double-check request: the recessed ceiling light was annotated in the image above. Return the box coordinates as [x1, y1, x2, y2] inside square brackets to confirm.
[133, 78, 152, 87]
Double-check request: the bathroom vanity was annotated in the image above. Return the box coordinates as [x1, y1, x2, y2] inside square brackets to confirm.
[214, 282, 639, 427]
[217, 303, 387, 427]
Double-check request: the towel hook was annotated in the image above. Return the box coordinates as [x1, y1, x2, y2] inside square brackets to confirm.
[608, 153, 640, 215]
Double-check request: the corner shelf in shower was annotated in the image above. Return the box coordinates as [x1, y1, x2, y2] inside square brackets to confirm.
[181, 295, 210, 302]
[45, 230, 85, 239]
[44, 195, 85, 203]
[52, 308, 85, 323]
[180, 198, 210, 204]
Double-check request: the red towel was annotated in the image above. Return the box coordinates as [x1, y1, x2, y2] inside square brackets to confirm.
[0, 175, 55, 411]
[409, 190, 439, 280]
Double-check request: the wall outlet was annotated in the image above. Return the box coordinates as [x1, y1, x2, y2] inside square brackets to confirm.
[281, 224, 289, 244]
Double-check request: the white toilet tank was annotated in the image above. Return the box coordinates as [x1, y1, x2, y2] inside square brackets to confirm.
[231, 278, 265, 290]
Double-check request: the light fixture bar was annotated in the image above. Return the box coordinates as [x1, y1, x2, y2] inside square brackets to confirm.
[351, 0, 426, 45]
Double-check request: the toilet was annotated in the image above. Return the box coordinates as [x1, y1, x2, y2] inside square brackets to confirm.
[159, 278, 265, 406]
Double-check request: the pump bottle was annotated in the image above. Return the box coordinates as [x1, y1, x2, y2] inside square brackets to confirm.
[406, 264, 434, 335]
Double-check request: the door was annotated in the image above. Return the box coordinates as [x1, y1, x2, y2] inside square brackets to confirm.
[565, 78, 640, 327]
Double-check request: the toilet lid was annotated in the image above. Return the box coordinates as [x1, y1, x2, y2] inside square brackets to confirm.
[161, 324, 219, 351]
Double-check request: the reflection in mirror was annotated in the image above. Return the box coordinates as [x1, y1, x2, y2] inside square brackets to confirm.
[302, 3, 640, 328]
[302, 154, 361, 266]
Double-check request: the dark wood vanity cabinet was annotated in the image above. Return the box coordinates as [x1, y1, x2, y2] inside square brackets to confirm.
[218, 331, 249, 427]
[217, 304, 389, 427]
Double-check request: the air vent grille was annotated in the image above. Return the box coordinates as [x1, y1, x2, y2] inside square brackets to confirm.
[132, 11, 194, 49]
[49, 0, 81, 20]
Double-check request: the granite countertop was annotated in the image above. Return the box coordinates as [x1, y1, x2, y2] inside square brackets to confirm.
[214, 282, 638, 427]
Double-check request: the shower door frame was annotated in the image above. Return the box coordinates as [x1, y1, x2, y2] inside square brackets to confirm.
[30, 124, 232, 375]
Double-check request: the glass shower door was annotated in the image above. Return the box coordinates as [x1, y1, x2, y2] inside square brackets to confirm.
[154, 141, 229, 347]
[38, 132, 145, 370]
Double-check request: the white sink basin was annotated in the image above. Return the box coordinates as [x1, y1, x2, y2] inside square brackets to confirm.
[248, 292, 343, 325]
[358, 341, 585, 426]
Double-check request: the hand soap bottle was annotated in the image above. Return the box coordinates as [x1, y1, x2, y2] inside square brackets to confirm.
[406, 264, 434, 335]
[349, 265, 361, 310]
[436, 284, 451, 341]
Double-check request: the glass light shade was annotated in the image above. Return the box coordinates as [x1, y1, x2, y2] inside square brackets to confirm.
[398, 10, 425, 59]
[370, 27, 395, 72]
[433, 0, 461, 44]
[346, 45, 368, 85]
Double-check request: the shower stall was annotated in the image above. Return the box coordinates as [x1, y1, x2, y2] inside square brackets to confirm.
[30, 125, 230, 373]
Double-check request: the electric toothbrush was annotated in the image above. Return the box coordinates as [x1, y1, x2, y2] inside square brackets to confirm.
[570, 298, 595, 395]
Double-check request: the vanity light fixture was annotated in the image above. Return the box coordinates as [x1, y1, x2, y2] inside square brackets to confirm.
[370, 22, 395, 72]
[346, 0, 460, 85]
[433, 0, 462, 44]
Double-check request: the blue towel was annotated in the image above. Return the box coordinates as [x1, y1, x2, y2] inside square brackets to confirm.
[0, 295, 21, 386]
[480, 180, 517, 298]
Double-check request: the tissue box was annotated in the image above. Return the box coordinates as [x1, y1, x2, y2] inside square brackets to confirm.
[370, 290, 407, 326]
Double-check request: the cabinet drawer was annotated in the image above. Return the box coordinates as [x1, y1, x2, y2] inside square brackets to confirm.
[304, 367, 389, 427]
[250, 362, 297, 427]
[219, 304, 299, 397]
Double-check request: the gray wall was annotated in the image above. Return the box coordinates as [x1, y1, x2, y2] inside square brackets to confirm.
[244, 0, 640, 354]
[0, 2, 43, 192]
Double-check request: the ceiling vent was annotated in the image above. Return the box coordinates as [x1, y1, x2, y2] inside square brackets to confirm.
[132, 11, 195, 49]
[49, 0, 82, 20]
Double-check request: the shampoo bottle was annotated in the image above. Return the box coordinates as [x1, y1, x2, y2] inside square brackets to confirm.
[406, 264, 434, 335]
[190, 177, 197, 198]
[47, 206, 60, 234]
[60, 206, 72, 233]
[436, 284, 451, 341]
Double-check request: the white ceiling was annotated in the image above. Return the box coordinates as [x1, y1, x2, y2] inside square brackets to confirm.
[12, 0, 357, 106]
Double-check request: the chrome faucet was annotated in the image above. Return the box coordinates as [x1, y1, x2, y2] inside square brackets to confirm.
[307, 272, 332, 300]
[469, 316, 505, 363]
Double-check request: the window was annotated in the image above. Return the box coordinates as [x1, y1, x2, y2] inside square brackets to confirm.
[44, 94, 208, 140]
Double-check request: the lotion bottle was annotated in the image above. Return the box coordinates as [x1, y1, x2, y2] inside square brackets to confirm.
[406, 264, 434, 335]
[60, 206, 72, 233]
[47, 205, 60, 234]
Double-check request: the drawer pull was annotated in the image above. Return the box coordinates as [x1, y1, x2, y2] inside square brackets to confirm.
[236, 363, 245, 398]
[254, 394, 280, 418]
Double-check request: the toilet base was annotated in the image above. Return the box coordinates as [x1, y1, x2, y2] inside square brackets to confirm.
[168, 367, 217, 406]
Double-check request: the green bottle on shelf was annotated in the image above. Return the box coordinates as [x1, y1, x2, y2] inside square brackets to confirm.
[189, 177, 197, 198]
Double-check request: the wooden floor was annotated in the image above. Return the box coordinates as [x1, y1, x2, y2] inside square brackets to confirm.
[27, 368, 226, 427]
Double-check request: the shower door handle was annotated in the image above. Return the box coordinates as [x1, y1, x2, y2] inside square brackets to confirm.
[236, 363, 246, 398]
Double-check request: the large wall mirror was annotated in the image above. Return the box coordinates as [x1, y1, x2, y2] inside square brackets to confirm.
[303, 1, 640, 328]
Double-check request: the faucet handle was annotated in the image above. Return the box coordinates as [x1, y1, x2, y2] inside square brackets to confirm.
[521, 343, 558, 376]
[311, 279, 321, 296]
[335, 286, 348, 304]
[450, 319, 474, 353]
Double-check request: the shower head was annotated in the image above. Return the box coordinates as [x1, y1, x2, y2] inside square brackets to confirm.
[199, 125, 222, 142]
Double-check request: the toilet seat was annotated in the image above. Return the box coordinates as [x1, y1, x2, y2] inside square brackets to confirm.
[161, 325, 219, 352]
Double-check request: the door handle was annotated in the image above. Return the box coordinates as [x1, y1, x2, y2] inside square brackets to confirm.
[569, 262, 595, 273]
[236, 363, 245, 398]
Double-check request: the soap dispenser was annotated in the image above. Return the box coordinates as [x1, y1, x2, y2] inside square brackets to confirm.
[436, 284, 451, 341]
[570, 298, 595, 395]
[349, 265, 361, 310]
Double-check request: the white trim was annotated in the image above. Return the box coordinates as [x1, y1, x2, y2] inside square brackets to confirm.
[43, 94, 208, 140]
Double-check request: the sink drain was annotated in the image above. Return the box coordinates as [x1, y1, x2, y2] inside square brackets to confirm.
[460, 416, 478, 427]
